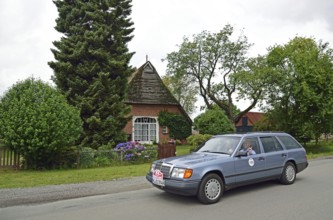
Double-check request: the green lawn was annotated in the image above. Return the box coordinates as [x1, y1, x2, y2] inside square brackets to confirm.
[304, 141, 333, 159]
[0, 163, 151, 188]
[0, 144, 332, 189]
[0, 145, 192, 189]
[176, 145, 192, 156]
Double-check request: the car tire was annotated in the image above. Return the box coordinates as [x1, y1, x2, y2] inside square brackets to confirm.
[197, 173, 224, 204]
[280, 162, 296, 185]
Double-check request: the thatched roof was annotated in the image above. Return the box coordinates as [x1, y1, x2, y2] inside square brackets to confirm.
[126, 61, 192, 124]
[126, 61, 179, 105]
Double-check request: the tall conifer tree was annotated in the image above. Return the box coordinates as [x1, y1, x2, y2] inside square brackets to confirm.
[49, 0, 134, 148]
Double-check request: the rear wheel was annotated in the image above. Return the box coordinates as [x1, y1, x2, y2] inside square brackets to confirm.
[197, 173, 224, 204]
[280, 162, 296, 185]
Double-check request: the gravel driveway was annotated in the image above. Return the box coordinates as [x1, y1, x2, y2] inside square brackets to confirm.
[0, 176, 152, 208]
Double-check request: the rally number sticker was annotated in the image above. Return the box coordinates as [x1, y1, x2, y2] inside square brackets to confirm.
[153, 169, 165, 187]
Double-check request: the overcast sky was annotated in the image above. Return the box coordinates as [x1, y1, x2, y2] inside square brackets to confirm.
[1, 0, 333, 114]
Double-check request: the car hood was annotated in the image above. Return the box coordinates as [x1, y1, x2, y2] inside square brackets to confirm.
[160, 152, 229, 167]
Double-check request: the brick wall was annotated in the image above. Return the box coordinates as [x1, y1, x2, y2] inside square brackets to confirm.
[123, 103, 183, 142]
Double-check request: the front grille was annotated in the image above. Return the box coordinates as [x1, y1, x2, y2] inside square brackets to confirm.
[155, 162, 172, 178]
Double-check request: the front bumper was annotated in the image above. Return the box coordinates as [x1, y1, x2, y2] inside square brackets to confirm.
[146, 173, 200, 196]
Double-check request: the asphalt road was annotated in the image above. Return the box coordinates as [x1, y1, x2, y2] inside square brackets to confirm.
[0, 176, 151, 208]
[1, 158, 333, 220]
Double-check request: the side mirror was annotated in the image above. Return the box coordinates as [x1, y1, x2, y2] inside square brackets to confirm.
[236, 151, 248, 157]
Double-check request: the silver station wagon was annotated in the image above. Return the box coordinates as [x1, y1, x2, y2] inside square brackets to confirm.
[146, 132, 308, 204]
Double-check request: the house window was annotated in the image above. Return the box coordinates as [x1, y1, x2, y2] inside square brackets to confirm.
[162, 126, 168, 134]
[134, 117, 157, 142]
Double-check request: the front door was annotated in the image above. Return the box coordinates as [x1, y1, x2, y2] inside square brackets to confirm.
[234, 137, 266, 183]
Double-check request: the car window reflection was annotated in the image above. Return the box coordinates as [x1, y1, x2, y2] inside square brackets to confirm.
[196, 137, 241, 155]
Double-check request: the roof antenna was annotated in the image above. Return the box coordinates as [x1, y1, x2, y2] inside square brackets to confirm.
[146, 54, 148, 62]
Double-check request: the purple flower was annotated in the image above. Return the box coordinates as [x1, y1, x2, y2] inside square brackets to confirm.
[124, 153, 134, 161]
[114, 141, 150, 162]
[137, 145, 145, 151]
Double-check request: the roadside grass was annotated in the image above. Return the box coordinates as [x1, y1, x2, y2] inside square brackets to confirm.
[0, 144, 332, 189]
[0, 163, 151, 189]
[304, 141, 333, 159]
[0, 145, 192, 189]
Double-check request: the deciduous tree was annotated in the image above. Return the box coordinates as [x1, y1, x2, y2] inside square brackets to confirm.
[164, 25, 268, 125]
[162, 75, 197, 115]
[265, 37, 333, 141]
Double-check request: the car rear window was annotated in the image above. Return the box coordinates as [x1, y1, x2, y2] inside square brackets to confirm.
[260, 136, 284, 153]
[277, 136, 302, 149]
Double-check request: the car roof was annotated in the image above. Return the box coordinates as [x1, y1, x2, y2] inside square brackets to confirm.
[214, 132, 290, 138]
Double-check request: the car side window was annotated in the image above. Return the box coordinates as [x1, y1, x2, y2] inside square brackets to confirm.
[277, 136, 302, 149]
[260, 136, 284, 153]
[241, 137, 261, 154]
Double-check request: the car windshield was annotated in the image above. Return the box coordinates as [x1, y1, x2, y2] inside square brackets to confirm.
[195, 136, 241, 155]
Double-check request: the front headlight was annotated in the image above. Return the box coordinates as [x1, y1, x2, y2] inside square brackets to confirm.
[171, 168, 193, 179]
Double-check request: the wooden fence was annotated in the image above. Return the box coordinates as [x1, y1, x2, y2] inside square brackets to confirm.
[0, 146, 20, 169]
[158, 143, 176, 159]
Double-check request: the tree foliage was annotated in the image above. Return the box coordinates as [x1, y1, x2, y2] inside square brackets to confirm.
[49, 0, 134, 148]
[162, 75, 197, 116]
[265, 37, 333, 141]
[163, 24, 268, 124]
[0, 78, 82, 169]
[187, 134, 212, 148]
[193, 108, 235, 135]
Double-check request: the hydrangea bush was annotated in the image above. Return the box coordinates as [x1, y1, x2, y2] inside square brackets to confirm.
[78, 142, 157, 168]
[114, 141, 156, 163]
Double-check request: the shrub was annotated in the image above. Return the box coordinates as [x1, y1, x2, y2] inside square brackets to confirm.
[187, 134, 212, 152]
[194, 108, 235, 135]
[187, 134, 212, 147]
[79, 147, 96, 168]
[95, 145, 119, 166]
[78, 145, 121, 168]
[158, 111, 192, 140]
[77, 143, 157, 168]
[55, 146, 78, 169]
[114, 142, 157, 163]
[0, 78, 82, 169]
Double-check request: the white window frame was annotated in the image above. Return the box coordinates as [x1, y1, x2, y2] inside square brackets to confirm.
[132, 116, 159, 144]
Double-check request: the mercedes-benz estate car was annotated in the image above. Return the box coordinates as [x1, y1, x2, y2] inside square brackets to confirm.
[146, 132, 308, 204]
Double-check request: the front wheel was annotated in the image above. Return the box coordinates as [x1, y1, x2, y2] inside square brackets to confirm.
[197, 173, 224, 204]
[280, 162, 296, 185]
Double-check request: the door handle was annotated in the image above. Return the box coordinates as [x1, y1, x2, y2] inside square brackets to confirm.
[258, 157, 265, 161]
[281, 153, 287, 157]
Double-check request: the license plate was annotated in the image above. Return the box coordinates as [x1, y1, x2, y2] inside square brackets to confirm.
[153, 169, 165, 187]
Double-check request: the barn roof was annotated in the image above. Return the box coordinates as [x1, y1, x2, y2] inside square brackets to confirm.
[235, 112, 264, 126]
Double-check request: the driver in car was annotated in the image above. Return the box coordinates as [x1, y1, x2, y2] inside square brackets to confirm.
[242, 140, 256, 155]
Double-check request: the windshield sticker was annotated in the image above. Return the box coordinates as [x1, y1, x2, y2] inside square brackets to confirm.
[248, 158, 255, 167]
